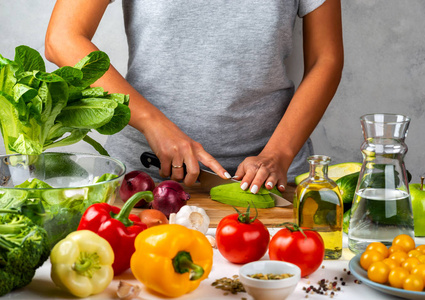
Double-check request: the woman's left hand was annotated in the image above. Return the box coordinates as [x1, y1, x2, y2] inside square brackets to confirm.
[233, 153, 288, 194]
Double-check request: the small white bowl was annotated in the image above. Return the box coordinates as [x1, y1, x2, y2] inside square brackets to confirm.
[239, 260, 301, 300]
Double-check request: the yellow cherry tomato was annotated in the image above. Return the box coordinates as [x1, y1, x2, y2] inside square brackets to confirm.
[360, 250, 385, 271]
[389, 251, 408, 265]
[411, 264, 425, 283]
[388, 267, 410, 289]
[408, 249, 423, 258]
[366, 242, 389, 258]
[401, 257, 421, 273]
[392, 234, 415, 253]
[403, 274, 424, 292]
[416, 245, 425, 255]
[367, 261, 390, 284]
[389, 244, 405, 255]
[417, 255, 425, 264]
[382, 258, 399, 270]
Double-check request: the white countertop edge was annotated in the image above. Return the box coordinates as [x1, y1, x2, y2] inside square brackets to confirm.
[5, 231, 425, 300]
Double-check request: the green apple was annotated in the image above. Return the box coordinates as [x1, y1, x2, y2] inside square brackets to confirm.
[409, 176, 425, 237]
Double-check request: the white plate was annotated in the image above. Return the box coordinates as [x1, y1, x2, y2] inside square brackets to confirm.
[349, 253, 425, 300]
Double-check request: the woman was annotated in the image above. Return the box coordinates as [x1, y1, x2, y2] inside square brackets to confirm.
[45, 0, 343, 194]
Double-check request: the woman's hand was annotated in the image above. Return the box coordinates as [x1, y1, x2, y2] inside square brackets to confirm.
[233, 152, 288, 194]
[140, 112, 231, 186]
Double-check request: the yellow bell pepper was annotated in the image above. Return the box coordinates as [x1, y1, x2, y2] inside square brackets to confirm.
[50, 230, 114, 298]
[130, 224, 213, 298]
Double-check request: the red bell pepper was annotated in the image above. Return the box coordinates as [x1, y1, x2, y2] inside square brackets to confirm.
[77, 191, 153, 275]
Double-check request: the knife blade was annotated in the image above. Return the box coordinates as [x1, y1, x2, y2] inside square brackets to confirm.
[140, 152, 228, 191]
[140, 152, 292, 207]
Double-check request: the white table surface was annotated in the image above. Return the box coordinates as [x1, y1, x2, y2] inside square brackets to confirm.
[4, 230, 425, 300]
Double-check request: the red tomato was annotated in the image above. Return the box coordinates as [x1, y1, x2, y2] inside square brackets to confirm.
[216, 211, 270, 264]
[268, 224, 325, 277]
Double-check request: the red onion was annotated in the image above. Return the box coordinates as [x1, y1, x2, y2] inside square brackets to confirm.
[119, 170, 155, 208]
[152, 180, 190, 218]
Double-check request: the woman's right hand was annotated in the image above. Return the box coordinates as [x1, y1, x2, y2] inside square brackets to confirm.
[135, 107, 230, 186]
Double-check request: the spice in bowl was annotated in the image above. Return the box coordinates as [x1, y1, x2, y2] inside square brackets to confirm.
[248, 273, 294, 280]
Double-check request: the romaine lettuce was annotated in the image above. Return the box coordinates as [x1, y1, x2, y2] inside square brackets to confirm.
[0, 45, 130, 155]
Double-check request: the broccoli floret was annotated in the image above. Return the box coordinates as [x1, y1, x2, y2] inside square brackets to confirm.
[0, 212, 50, 296]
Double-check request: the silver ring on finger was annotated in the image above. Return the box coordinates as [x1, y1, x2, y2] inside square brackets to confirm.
[172, 164, 183, 169]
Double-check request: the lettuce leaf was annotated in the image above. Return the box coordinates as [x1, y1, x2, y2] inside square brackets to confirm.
[0, 45, 130, 155]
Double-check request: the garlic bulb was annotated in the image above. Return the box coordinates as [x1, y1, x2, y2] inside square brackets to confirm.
[169, 205, 210, 234]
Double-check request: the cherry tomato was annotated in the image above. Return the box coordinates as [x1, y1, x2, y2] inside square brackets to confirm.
[268, 223, 325, 277]
[366, 242, 389, 258]
[389, 251, 408, 265]
[382, 258, 399, 270]
[216, 207, 269, 264]
[368, 261, 390, 284]
[388, 267, 410, 289]
[392, 234, 415, 253]
[360, 250, 385, 271]
[411, 264, 425, 283]
[418, 255, 425, 264]
[389, 245, 405, 255]
[403, 274, 424, 291]
[416, 245, 425, 254]
[408, 249, 422, 258]
[401, 257, 421, 273]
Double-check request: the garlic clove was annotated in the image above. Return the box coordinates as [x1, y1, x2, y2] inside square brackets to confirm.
[206, 235, 217, 248]
[117, 281, 141, 299]
[189, 211, 205, 230]
[169, 213, 177, 224]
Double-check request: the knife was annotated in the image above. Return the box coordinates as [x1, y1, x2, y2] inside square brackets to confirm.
[140, 152, 292, 207]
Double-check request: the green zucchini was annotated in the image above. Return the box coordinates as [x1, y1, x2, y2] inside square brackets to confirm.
[336, 172, 360, 212]
[210, 182, 282, 208]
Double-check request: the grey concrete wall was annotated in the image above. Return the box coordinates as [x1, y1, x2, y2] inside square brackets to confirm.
[1, 0, 424, 182]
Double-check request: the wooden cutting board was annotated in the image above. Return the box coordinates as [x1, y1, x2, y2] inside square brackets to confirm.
[117, 183, 296, 227]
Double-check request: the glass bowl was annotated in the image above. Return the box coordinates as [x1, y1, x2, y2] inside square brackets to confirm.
[0, 152, 126, 248]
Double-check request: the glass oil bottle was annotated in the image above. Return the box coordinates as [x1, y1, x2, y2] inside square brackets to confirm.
[294, 155, 343, 259]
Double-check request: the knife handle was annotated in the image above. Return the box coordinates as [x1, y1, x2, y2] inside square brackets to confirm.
[140, 152, 161, 169]
[140, 152, 187, 174]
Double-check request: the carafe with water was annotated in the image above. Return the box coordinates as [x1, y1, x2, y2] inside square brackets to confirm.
[348, 113, 414, 254]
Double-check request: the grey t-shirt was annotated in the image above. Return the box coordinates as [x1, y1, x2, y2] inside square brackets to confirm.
[105, 0, 325, 182]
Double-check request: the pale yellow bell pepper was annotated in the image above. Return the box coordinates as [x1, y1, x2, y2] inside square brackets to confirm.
[50, 230, 114, 298]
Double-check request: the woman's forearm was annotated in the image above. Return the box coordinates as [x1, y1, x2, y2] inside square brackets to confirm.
[262, 55, 343, 167]
[261, 0, 344, 167]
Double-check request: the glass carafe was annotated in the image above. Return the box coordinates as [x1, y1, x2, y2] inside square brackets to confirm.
[348, 113, 414, 254]
[294, 155, 343, 260]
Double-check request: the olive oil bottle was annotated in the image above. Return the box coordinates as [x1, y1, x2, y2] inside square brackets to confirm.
[294, 155, 343, 259]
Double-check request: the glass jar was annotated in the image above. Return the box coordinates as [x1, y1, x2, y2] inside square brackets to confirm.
[294, 155, 343, 259]
[348, 113, 414, 254]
